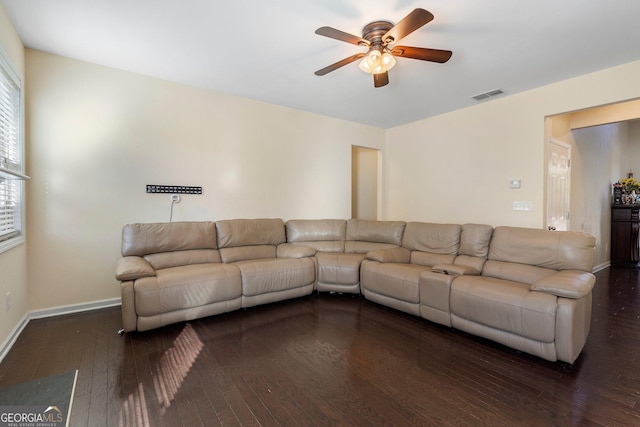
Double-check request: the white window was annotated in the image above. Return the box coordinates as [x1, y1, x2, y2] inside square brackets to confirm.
[0, 48, 26, 253]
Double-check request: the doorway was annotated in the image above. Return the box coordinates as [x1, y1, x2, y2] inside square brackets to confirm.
[351, 146, 379, 220]
[545, 99, 640, 270]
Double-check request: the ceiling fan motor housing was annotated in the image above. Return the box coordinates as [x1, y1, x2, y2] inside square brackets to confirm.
[362, 21, 394, 48]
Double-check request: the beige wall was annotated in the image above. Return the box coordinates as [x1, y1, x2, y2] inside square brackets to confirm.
[25, 49, 384, 311]
[0, 6, 27, 354]
[384, 61, 640, 228]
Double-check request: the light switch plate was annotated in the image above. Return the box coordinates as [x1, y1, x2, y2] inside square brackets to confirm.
[513, 201, 532, 211]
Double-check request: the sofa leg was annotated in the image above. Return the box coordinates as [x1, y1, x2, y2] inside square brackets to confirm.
[117, 328, 125, 336]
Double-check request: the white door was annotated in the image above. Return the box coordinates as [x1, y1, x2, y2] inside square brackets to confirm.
[547, 140, 571, 231]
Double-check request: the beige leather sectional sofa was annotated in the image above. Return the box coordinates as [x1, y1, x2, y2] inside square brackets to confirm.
[115, 218, 596, 363]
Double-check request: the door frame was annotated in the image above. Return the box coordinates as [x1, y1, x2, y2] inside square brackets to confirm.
[546, 139, 572, 231]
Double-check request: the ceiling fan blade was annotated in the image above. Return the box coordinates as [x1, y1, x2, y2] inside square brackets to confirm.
[391, 46, 452, 63]
[383, 8, 434, 44]
[314, 53, 366, 76]
[373, 72, 389, 88]
[315, 26, 368, 46]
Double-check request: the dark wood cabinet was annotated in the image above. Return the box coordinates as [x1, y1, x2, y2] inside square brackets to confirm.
[611, 205, 640, 266]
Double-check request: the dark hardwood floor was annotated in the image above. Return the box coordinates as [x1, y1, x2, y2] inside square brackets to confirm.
[1, 267, 640, 426]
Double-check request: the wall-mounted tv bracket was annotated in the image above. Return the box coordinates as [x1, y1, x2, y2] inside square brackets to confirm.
[146, 185, 202, 194]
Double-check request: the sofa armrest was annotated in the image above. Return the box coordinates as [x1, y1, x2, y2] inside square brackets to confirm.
[277, 243, 316, 259]
[115, 256, 156, 281]
[366, 247, 411, 263]
[531, 270, 595, 299]
[432, 264, 480, 276]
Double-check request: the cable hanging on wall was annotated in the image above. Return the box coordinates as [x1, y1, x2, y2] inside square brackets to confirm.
[169, 195, 180, 222]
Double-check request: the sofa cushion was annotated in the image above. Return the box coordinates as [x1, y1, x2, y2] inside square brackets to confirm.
[286, 219, 346, 242]
[488, 226, 595, 272]
[233, 258, 315, 296]
[133, 263, 242, 316]
[216, 219, 286, 262]
[286, 219, 346, 252]
[451, 276, 557, 343]
[402, 222, 461, 259]
[411, 252, 457, 267]
[428, 224, 492, 275]
[366, 247, 411, 263]
[122, 221, 218, 256]
[291, 240, 345, 253]
[316, 253, 365, 286]
[144, 249, 222, 270]
[431, 264, 480, 276]
[459, 224, 494, 257]
[360, 262, 429, 304]
[345, 241, 402, 254]
[216, 218, 286, 248]
[220, 245, 277, 263]
[346, 219, 406, 246]
[481, 259, 556, 285]
[450, 255, 485, 273]
[276, 243, 316, 259]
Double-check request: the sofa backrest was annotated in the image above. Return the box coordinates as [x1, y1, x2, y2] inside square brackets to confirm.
[453, 224, 494, 271]
[285, 219, 346, 253]
[216, 218, 286, 263]
[121, 222, 221, 269]
[345, 219, 406, 253]
[402, 222, 461, 266]
[122, 222, 218, 256]
[483, 226, 596, 284]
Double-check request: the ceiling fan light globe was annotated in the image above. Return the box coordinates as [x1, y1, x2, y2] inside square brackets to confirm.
[358, 58, 372, 73]
[382, 52, 396, 70]
[367, 49, 382, 70]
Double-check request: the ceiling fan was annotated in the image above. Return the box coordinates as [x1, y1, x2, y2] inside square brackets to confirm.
[314, 8, 452, 88]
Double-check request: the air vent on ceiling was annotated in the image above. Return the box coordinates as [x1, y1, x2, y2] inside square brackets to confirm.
[471, 88, 504, 101]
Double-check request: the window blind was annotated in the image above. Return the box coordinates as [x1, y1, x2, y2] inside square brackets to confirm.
[0, 53, 22, 243]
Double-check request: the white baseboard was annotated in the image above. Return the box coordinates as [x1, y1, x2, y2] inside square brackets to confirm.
[29, 297, 121, 320]
[593, 261, 611, 273]
[0, 313, 30, 364]
[0, 298, 121, 364]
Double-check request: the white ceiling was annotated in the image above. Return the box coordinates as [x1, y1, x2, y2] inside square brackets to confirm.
[2, 0, 640, 128]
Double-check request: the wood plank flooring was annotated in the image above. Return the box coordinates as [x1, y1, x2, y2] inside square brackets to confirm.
[1, 266, 640, 426]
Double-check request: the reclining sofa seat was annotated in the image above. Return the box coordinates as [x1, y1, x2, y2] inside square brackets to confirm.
[115, 219, 316, 332]
[115, 222, 242, 332]
[448, 226, 596, 363]
[285, 219, 405, 294]
[215, 218, 316, 308]
[360, 222, 464, 316]
[419, 223, 495, 326]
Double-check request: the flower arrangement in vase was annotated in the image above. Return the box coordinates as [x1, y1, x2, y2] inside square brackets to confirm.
[614, 176, 640, 205]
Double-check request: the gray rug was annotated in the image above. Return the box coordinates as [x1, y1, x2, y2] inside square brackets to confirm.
[0, 370, 77, 427]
